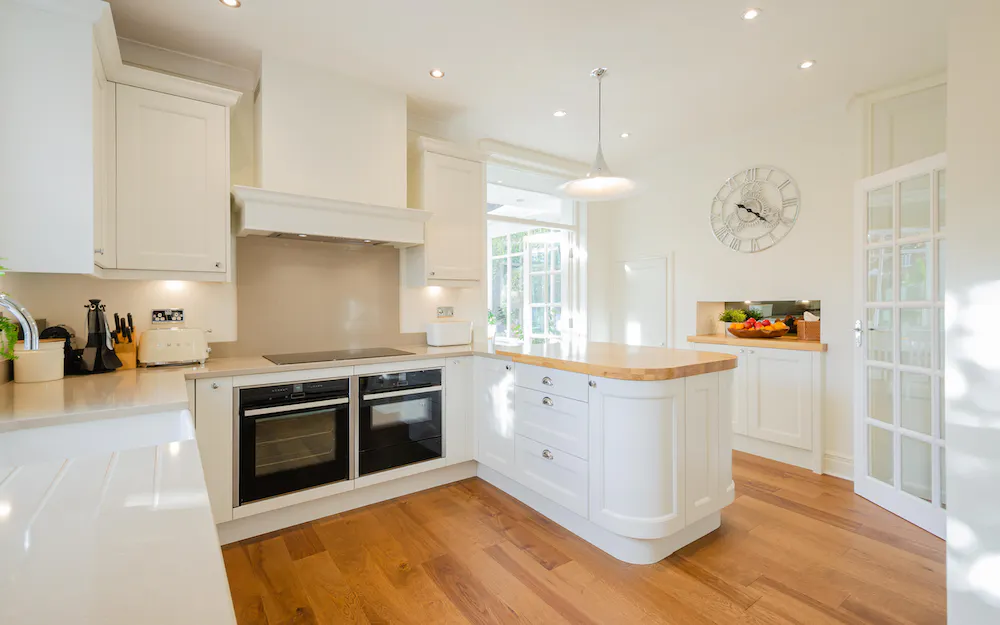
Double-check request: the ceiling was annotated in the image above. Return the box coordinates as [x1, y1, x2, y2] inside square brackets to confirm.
[106, 0, 947, 169]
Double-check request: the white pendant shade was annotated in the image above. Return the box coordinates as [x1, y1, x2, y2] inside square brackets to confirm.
[558, 68, 636, 202]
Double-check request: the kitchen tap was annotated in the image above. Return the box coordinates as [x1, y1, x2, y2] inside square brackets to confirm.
[0, 292, 38, 350]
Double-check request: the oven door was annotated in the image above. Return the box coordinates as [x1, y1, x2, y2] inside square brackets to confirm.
[358, 387, 443, 475]
[238, 398, 350, 504]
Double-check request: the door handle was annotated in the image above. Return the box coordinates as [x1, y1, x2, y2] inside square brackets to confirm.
[542, 397, 554, 407]
[542, 449, 554, 460]
[542, 376, 553, 386]
[854, 319, 863, 347]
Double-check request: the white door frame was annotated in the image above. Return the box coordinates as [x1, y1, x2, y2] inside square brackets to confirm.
[853, 152, 946, 538]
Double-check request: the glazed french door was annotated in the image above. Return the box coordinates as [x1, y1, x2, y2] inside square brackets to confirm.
[853, 153, 946, 538]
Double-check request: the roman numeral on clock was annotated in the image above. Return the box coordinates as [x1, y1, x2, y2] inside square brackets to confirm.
[744, 168, 756, 182]
[713, 224, 729, 240]
[778, 179, 791, 191]
[783, 198, 798, 208]
[750, 238, 760, 252]
[729, 238, 741, 251]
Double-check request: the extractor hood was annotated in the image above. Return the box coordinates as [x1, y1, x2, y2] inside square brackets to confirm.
[232, 186, 430, 248]
[232, 55, 427, 247]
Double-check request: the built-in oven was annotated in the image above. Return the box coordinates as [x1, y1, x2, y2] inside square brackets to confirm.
[237, 378, 351, 505]
[358, 368, 443, 476]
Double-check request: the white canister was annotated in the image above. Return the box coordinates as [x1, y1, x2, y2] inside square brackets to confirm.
[426, 320, 473, 347]
[13, 340, 65, 383]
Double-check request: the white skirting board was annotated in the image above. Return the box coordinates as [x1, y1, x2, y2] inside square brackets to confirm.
[216, 461, 477, 545]
[822, 453, 854, 481]
[733, 435, 854, 481]
[477, 465, 721, 565]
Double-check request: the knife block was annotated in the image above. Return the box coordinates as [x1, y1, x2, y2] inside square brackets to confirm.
[114, 333, 137, 369]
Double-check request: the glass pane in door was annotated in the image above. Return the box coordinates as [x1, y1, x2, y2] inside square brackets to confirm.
[900, 175, 931, 238]
[868, 248, 893, 302]
[869, 425, 894, 485]
[255, 410, 339, 476]
[900, 308, 932, 367]
[868, 367, 894, 424]
[867, 186, 894, 243]
[937, 171, 946, 232]
[900, 242, 932, 301]
[867, 308, 893, 363]
[900, 371, 932, 435]
[901, 436, 932, 502]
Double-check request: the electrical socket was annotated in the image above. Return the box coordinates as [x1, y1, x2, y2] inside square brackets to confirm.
[151, 308, 185, 324]
[436, 306, 455, 318]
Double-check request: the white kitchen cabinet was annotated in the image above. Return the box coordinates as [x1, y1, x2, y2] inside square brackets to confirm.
[747, 348, 813, 450]
[445, 357, 475, 465]
[404, 138, 485, 288]
[115, 84, 230, 273]
[685, 372, 722, 524]
[92, 44, 116, 269]
[194, 377, 234, 524]
[474, 356, 516, 476]
[688, 341, 823, 473]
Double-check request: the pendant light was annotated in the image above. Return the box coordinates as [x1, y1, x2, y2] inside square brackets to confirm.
[558, 67, 637, 201]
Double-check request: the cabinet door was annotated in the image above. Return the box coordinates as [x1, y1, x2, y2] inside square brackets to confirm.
[474, 357, 516, 476]
[422, 152, 483, 281]
[747, 349, 813, 450]
[685, 372, 720, 524]
[688, 343, 746, 435]
[92, 43, 116, 268]
[195, 377, 234, 523]
[445, 357, 474, 465]
[116, 84, 229, 272]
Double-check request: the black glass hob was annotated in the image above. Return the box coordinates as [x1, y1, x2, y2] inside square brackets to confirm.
[263, 348, 415, 366]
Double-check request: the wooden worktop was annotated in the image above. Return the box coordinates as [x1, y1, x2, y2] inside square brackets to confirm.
[686, 334, 828, 352]
[494, 341, 737, 381]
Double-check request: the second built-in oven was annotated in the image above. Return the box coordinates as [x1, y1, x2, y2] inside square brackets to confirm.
[358, 368, 443, 476]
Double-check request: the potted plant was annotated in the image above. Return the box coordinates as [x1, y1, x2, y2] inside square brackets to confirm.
[717, 309, 746, 336]
[487, 309, 498, 340]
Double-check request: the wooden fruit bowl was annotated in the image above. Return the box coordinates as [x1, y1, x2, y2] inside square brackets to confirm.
[728, 326, 790, 339]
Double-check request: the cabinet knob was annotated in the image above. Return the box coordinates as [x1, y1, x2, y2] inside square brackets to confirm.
[94, 248, 104, 255]
[739, 348, 745, 353]
[215, 261, 222, 268]
[542, 449, 554, 460]
[541, 376, 553, 386]
[542, 397, 554, 407]
[211, 382, 219, 390]
[748, 350, 755, 354]
[429, 271, 436, 276]
[505, 364, 512, 371]
[589, 380, 596, 388]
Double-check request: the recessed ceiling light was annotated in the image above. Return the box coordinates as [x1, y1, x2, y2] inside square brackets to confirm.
[553, 110, 567, 117]
[363, 239, 372, 243]
[620, 132, 630, 139]
[742, 8, 760, 20]
[219, 0, 241, 7]
[429, 69, 445, 79]
[298, 234, 307, 238]
[799, 60, 816, 70]
[516, 198, 526, 203]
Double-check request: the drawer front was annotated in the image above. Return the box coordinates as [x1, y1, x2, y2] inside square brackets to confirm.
[514, 363, 589, 402]
[515, 388, 588, 459]
[514, 435, 588, 517]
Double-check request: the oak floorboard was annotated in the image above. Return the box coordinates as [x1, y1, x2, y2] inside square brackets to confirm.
[223, 454, 947, 625]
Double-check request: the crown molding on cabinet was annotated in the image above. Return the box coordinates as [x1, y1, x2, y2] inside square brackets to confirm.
[416, 137, 487, 163]
[92, 4, 241, 107]
[478, 139, 589, 179]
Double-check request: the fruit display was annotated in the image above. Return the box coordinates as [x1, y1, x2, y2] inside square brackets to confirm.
[728, 317, 790, 339]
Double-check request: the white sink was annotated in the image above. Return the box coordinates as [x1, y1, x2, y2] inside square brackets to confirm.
[0, 409, 195, 466]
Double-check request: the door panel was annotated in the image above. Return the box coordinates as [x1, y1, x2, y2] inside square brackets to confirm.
[747, 349, 812, 450]
[612, 257, 668, 347]
[116, 84, 228, 272]
[474, 357, 516, 476]
[423, 152, 483, 281]
[854, 154, 946, 538]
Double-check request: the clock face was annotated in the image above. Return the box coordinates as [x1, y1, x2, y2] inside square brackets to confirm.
[710, 166, 800, 253]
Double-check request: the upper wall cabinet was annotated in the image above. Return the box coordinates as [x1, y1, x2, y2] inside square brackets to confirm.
[404, 138, 485, 288]
[113, 85, 230, 274]
[0, 1, 239, 280]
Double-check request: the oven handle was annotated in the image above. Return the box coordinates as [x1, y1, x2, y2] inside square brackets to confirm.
[244, 397, 349, 417]
[362, 385, 443, 402]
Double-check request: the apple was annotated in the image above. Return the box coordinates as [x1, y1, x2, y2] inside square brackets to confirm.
[743, 320, 754, 329]
[761, 319, 772, 327]
[746, 317, 756, 324]
[754, 322, 763, 329]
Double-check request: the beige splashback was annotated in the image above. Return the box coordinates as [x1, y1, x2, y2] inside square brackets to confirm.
[209, 236, 423, 358]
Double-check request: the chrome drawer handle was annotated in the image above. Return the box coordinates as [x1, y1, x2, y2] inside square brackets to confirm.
[542, 449, 554, 460]
[542, 376, 553, 386]
[542, 397, 554, 407]
[211, 383, 219, 390]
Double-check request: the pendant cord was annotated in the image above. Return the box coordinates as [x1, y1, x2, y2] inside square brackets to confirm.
[597, 75, 603, 150]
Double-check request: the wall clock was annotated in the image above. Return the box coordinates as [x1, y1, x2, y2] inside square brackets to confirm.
[710, 166, 800, 253]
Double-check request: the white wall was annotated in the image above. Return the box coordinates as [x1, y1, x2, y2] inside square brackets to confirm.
[256, 54, 407, 208]
[0, 2, 97, 274]
[945, 1, 1000, 621]
[608, 103, 863, 464]
[870, 83, 947, 175]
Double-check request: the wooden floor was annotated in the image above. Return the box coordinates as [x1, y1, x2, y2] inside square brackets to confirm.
[222, 452, 947, 624]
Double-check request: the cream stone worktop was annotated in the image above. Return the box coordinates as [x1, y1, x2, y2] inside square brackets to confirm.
[495, 341, 737, 381]
[0, 343, 503, 433]
[687, 334, 828, 352]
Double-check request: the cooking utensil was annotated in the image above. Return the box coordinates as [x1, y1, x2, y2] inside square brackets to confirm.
[80, 299, 122, 373]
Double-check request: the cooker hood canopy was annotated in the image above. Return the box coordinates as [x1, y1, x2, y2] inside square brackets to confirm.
[232, 186, 430, 248]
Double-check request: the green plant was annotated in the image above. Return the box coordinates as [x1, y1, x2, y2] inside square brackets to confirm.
[743, 307, 764, 320]
[719, 309, 747, 323]
[0, 264, 17, 360]
[487, 309, 496, 325]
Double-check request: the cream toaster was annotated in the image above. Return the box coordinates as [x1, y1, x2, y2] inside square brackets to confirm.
[138, 327, 210, 366]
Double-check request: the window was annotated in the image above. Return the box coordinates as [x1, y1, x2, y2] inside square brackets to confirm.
[486, 167, 580, 344]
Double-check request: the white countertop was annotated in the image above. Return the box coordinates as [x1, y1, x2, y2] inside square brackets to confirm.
[0, 411, 237, 625]
[0, 342, 502, 433]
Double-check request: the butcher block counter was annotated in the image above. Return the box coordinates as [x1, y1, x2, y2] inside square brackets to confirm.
[494, 341, 737, 381]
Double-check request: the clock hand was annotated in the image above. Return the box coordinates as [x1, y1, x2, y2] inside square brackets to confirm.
[736, 203, 768, 223]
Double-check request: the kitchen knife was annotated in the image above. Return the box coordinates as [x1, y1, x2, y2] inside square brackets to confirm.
[123, 325, 132, 344]
[114, 313, 121, 338]
[127, 313, 134, 334]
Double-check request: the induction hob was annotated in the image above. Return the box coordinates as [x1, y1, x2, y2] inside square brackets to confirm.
[264, 348, 415, 366]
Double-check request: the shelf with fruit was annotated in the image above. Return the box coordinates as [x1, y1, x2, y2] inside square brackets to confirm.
[728, 317, 790, 339]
